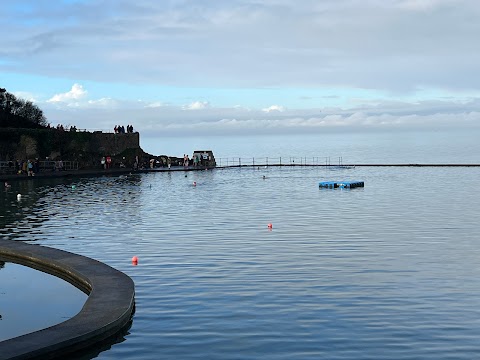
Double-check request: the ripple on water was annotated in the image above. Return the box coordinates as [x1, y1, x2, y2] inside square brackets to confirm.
[1, 168, 480, 359]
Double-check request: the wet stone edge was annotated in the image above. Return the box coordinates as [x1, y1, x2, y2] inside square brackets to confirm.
[0, 239, 135, 360]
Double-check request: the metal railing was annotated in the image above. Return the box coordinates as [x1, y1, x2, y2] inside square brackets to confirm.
[0, 160, 79, 174]
[39, 161, 79, 171]
[215, 157, 349, 167]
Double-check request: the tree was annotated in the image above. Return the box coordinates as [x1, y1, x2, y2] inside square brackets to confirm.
[0, 87, 48, 128]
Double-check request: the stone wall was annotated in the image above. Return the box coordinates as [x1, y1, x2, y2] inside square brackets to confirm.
[91, 132, 140, 156]
[0, 129, 142, 168]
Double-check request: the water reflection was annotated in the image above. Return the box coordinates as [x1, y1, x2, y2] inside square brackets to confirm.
[0, 260, 2, 323]
[0, 261, 88, 341]
[0, 174, 144, 242]
[0, 175, 139, 357]
[0, 258, 3, 323]
[67, 313, 134, 360]
[3, 168, 480, 359]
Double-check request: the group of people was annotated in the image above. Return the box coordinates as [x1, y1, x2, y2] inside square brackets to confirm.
[45, 124, 78, 132]
[6, 159, 66, 176]
[11, 159, 40, 176]
[54, 124, 65, 131]
[114, 125, 134, 134]
[183, 153, 208, 168]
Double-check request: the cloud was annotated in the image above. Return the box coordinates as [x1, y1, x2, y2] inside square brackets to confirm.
[396, 0, 456, 11]
[47, 84, 87, 104]
[145, 101, 164, 108]
[41, 96, 480, 137]
[183, 101, 209, 110]
[87, 97, 118, 108]
[3, 1, 480, 93]
[137, 111, 480, 136]
[5, 0, 480, 136]
[262, 105, 285, 113]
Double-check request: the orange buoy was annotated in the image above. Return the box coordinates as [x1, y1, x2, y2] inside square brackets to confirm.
[267, 223, 273, 229]
[132, 256, 138, 265]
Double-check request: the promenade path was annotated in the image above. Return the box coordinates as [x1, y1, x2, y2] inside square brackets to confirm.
[0, 165, 214, 183]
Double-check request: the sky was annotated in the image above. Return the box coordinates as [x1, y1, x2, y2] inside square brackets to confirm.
[2, 0, 480, 140]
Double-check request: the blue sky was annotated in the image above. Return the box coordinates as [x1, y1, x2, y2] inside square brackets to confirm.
[2, 0, 480, 137]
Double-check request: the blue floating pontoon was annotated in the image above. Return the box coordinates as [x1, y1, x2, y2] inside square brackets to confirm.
[319, 181, 364, 189]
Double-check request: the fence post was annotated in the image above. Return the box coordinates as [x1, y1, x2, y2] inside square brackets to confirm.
[239, 157, 241, 167]
[253, 157, 255, 167]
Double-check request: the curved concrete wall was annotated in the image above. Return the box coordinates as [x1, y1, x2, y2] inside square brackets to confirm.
[0, 239, 135, 360]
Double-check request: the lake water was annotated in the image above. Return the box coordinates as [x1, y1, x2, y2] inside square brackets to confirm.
[1, 130, 480, 359]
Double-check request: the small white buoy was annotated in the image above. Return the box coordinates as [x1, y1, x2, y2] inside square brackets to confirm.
[17, 194, 21, 201]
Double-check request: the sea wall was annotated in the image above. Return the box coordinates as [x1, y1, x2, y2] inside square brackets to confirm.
[91, 131, 140, 156]
[0, 128, 142, 167]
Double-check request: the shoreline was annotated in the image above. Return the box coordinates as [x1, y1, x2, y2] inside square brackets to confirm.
[0, 166, 216, 183]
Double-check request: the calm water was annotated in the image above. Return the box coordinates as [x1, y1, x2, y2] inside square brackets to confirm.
[1, 132, 480, 359]
[0, 260, 87, 341]
[141, 129, 480, 164]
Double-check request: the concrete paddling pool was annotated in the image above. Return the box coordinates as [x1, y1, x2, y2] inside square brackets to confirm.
[0, 240, 135, 359]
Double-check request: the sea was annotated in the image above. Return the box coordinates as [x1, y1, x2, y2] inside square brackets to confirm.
[1, 129, 480, 359]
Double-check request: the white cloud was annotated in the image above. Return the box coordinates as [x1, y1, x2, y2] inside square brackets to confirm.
[145, 101, 164, 108]
[4, 0, 479, 93]
[183, 101, 209, 110]
[396, 0, 455, 11]
[42, 95, 480, 137]
[262, 105, 286, 113]
[47, 84, 87, 103]
[87, 97, 118, 108]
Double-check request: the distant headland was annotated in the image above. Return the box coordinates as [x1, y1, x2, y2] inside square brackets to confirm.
[0, 87, 216, 179]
